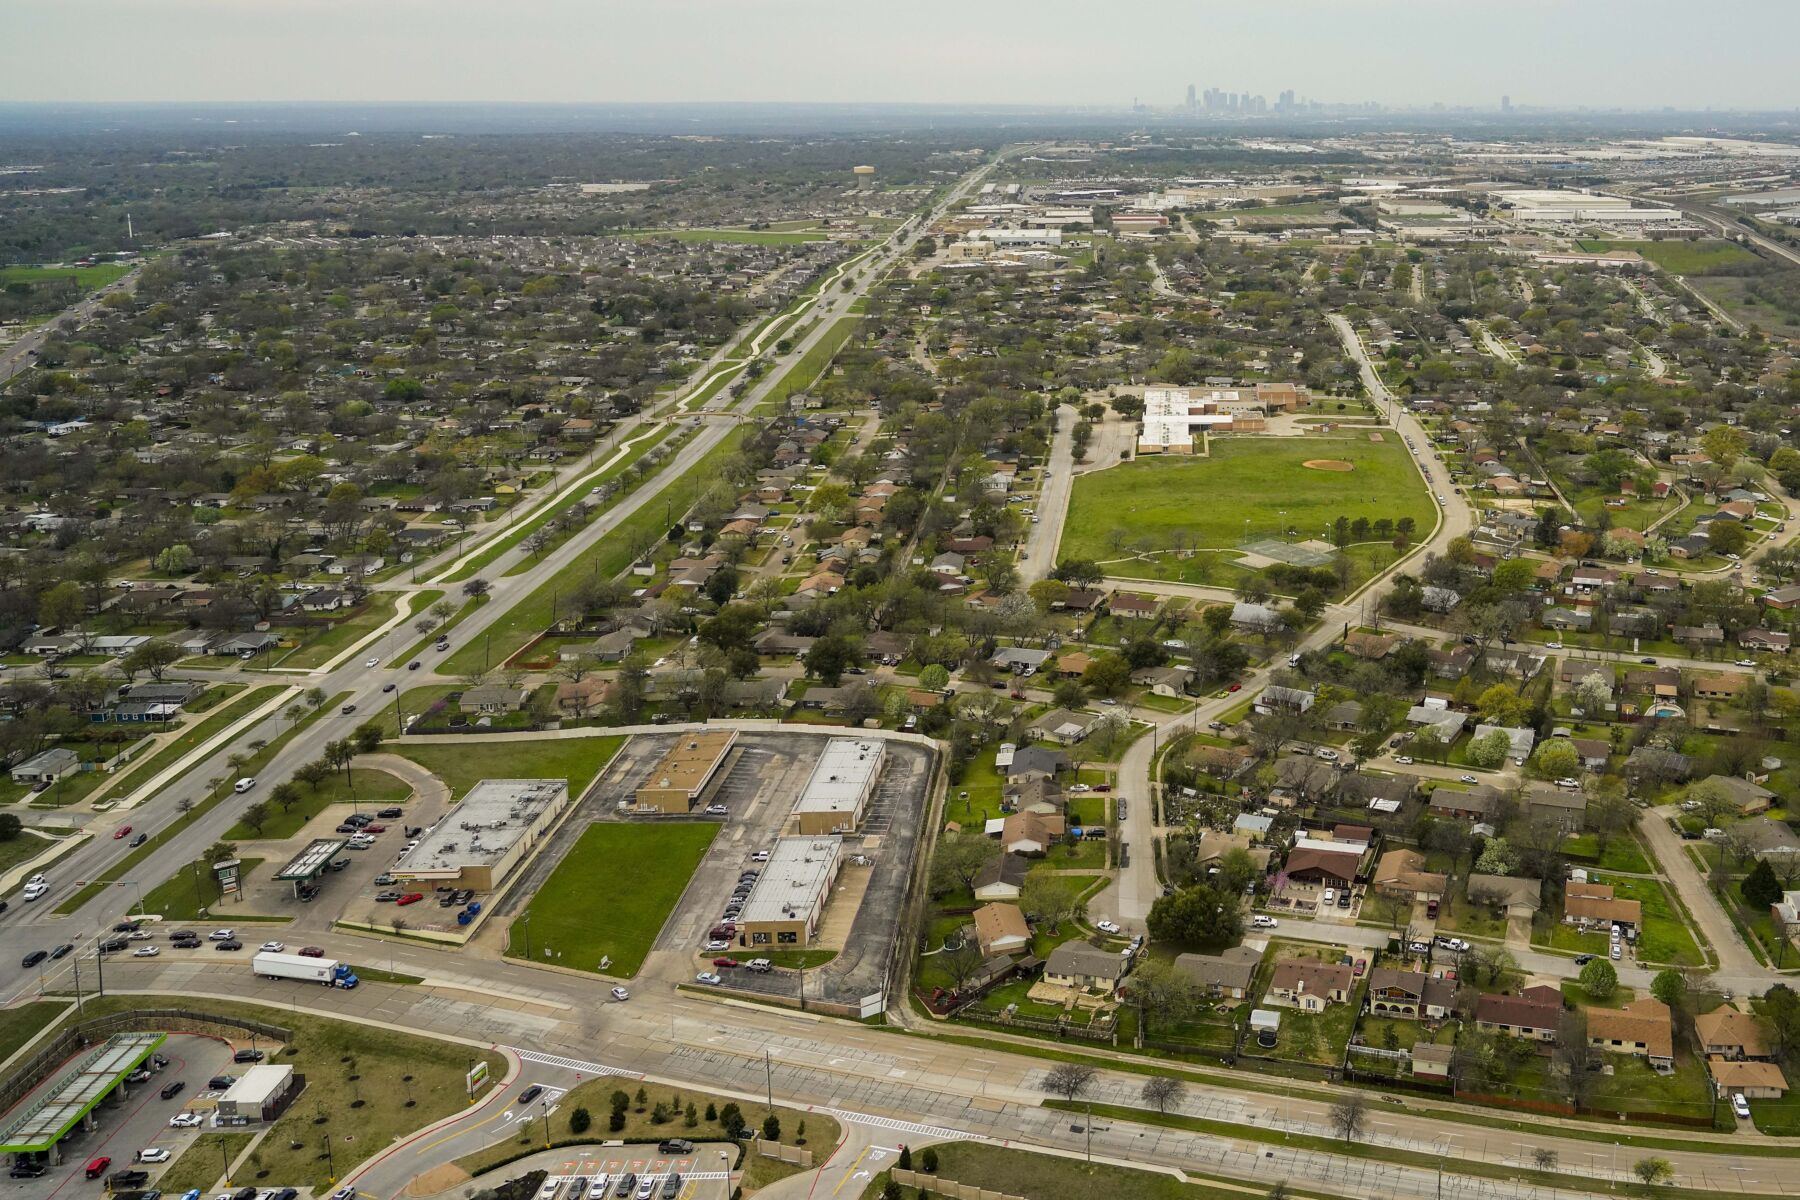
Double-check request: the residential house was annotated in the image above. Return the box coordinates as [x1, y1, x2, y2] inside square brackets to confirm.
[1569, 738, 1611, 772]
[991, 646, 1052, 675]
[1523, 783, 1588, 832]
[1626, 746, 1695, 784]
[999, 811, 1065, 856]
[1472, 724, 1535, 764]
[1699, 774, 1775, 816]
[971, 903, 1032, 957]
[1474, 986, 1564, 1041]
[1133, 665, 1192, 698]
[1283, 847, 1360, 888]
[1706, 1059, 1788, 1100]
[1345, 631, 1399, 660]
[9, 747, 79, 784]
[1586, 997, 1674, 1069]
[1428, 785, 1501, 822]
[1230, 602, 1283, 633]
[1366, 967, 1455, 1021]
[1255, 686, 1316, 715]
[1042, 941, 1129, 993]
[1265, 960, 1353, 1012]
[973, 854, 1031, 902]
[1695, 1005, 1774, 1061]
[1173, 946, 1261, 1001]
[1564, 883, 1642, 932]
[554, 677, 612, 717]
[1694, 673, 1748, 702]
[1373, 849, 1447, 902]
[1271, 757, 1339, 805]
[460, 684, 528, 714]
[1006, 746, 1069, 780]
[1028, 709, 1100, 745]
[1111, 593, 1159, 620]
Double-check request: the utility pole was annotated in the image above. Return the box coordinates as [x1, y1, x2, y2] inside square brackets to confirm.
[763, 1049, 774, 1117]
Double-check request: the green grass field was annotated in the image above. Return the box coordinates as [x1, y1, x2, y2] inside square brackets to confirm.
[1062, 436, 1433, 567]
[274, 593, 402, 669]
[0, 1001, 65, 1064]
[386, 734, 624, 800]
[508, 821, 718, 976]
[1576, 239, 1761, 274]
[0, 263, 133, 316]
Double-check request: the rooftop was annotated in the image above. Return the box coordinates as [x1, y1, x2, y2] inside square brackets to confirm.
[738, 836, 841, 925]
[0, 1033, 166, 1152]
[639, 730, 738, 798]
[793, 738, 883, 818]
[397, 779, 567, 874]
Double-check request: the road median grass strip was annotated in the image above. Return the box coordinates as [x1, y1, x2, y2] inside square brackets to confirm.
[55, 690, 344, 915]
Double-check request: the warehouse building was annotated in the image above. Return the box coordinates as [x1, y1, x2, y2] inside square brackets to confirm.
[790, 737, 884, 835]
[392, 779, 569, 891]
[633, 730, 739, 813]
[736, 836, 843, 949]
[218, 1064, 302, 1122]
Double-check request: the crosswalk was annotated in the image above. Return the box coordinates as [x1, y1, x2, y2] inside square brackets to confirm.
[513, 1047, 640, 1078]
[822, 1108, 982, 1141]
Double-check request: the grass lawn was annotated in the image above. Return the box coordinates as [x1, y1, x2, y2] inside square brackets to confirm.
[1563, 832, 1654, 874]
[1576, 239, 1761, 274]
[439, 428, 748, 675]
[456, 1081, 833, 1192]
[275, 593, 401, 669]
[1063, 436, 1431, 574]
[140, 857, 266, 920]
[0, 1001, 66, 1064]
[385, 734, 624, 800]
[155, 1132, 255, 1193]
[507, 821, 718, 977]
[1263, 998, 1357, 1066]
[226, 768, 414, 840]
[73, 994, 506, 1192]
[1605, 875, 1705, 966]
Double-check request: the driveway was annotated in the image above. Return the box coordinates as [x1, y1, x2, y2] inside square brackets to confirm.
[1639, 805, 1762, 975]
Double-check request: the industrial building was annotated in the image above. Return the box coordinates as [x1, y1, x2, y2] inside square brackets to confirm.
[633, 730, 738, 813]
[392, 779, 569, 891]
[789, 737, 884, 835]
[1494, 189, 1684, 226]
[217, 1064, 302, 1122]
[964, 228, 1063, 248]
[735, 835, 843, 948]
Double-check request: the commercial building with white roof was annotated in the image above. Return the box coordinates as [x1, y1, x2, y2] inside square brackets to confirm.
[391, 778, 569, 891]
[735, 835, 844, 949]
[789, 737, 884, 835]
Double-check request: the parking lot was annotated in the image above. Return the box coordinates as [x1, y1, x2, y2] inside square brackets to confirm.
[530, 1142, 735, 1200]
[5, 1033, 239, 1200]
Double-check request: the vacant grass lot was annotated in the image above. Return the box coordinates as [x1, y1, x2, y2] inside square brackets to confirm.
[861, 1142, 1266, 1200]
[74, 994, 506, 1192]
[0, 1001, 65, 1064]
[1063, 437, 1432, 572]
[1576, 238, 1761, 274]
[508, 821, 717, 977]
[386, 734, 624, 800]
[141, 856, 267, 920]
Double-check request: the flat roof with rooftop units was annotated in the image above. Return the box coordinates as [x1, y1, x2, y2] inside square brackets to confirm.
[736, 835, 843, 948]
[633, 730, 738, 813]
[0, 1033, 166, 1154]
[393, 778, 569, 891]
[790, 737, 884, 835]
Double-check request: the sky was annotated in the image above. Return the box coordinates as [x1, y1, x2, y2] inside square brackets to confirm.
[4, 0, 1799, 112]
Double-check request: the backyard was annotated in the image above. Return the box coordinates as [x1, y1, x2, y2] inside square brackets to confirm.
[507, 821, 718, 976]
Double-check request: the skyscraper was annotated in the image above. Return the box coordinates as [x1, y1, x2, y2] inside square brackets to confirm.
[1501, 94, 1513, 113]
[1186, 83, 1197, 110]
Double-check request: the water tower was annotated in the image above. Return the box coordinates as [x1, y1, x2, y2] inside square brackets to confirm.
[852, 165, 876, 189]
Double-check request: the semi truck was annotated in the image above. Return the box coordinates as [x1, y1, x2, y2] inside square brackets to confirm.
[253, 951, 359, 989]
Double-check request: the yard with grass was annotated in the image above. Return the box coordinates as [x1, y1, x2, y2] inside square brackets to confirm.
[0, 1001, 65, 1064]
[1564, 832, 1654, 874]
[507, 821, 718, 977]
[1063, 436, 1432, 584]
[155, 1132, 255, 1194]
[140, 857, 267, 920]
[226, 768, 414, 840]
[386, 734, 624, 800]
[861, 1141, 1268, 1200]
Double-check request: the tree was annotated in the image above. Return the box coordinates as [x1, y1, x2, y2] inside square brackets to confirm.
[569, 1107, 592, 1134]
[1053, 679, 1088, 710]
[1709, 519, 1749, 557]
[1551, 1008, 1596, 1108]
[1632, 1158, 1674, 1189]
[1686, 777, 1744, 829]
[1578, 957, 1618, 1000]
[1019, 873, 1079, 931]
[238, 801, 271, 835]
[932, 832, 1000, 895]
[1743, 858, 1784, 908]
[1532, 1149, 1558, 1172]
[1702, 426, 1748, 470]
[896, 1146, 912, 1171]
[1328, 1093, 1367, 1143]
[762, 1114, 781, 1141]
[920, 1148, 938, 1173]
[1041, 1063, 1097, 1102]
[122, 640, 183, 681]
[461, 578, 491, 603]
[36, 581, 84, 630]
[0, 813, 21, 842]
[1129, 959, 1202, 1035]
[918, 664, 951, 692]
[1532, 739, 1579, 780]
[1141, 1075, 1186, 1115]
[1147, 885, 1244, 947]
[1466, 729, 1512, 770]
[1650, 968, 1690, 1011]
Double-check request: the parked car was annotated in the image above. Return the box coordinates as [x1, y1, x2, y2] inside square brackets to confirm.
[694, 972, 722, 985]
[160, 1080, 185, 1100]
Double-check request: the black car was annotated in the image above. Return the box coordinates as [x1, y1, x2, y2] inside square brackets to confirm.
[661, 1174, 682, 1199]
[216, 939, 243, 951]
[232, 1049, 264, 1063]
[160, 1080, 185, 1100]
[9, 1163, 45, 1179]
[19, 950, 46, 968]
[1574, 954, 1596, 965]
[409, 661, 421, 670]
[50, 943, 73, 960]
[99, 938, 128, 953]
[519, 1085, 543, 1105]
[208, 1075, 236, 1090]
[129, 833, 147, 847]
[377, 808, 404, 819]
[658, 1139, 695, 1154]
[335, 824, 359, 834]
[113, 921, 140, 933]
[613, 1174, 637, 1199]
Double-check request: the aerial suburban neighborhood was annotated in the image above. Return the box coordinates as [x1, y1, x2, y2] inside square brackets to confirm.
[1, 12, 1799, 1200]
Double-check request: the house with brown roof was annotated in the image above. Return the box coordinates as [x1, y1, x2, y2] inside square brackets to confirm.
[1373, 849, 1447, 902]
[1345, 631, 1399, 659]
[1475, 986, 1563, 1041]
[1695, 1005, 1774, 1061]
[1586, 997, 1673, 1068]
[1366, 967, 1455, 1021]
[971, 902, 1031, 957]
[1706, 1059, 1788, 1099]
[999, 811, 1065, 856]
[1173, 946, 1261, 1000]
[1265, 960, 1353, 1012]
[1283, 847, 1360, 888]
[1564, 890, 1643, 932]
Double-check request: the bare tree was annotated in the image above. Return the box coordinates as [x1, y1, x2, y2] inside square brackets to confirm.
[1328, 1093, 1368, 1143]
[1532, 1149, 1558, 1172]
[1041, 1063, 1098, 1103]
[1141, 1075, 1186, 1115]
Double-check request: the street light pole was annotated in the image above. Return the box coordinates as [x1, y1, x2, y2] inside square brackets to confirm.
[763, 1050, 774, 1117]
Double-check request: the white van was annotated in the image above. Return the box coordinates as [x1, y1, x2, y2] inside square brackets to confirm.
[233, 778, 256, 794]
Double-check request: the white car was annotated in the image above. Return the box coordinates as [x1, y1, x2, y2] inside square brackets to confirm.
[232, 777, 256, 793]
[1095, 920, 1121, 934]
[694, 972, 722, 985]
[590, 1177, 612, 1200]
[132, 947, 160, 958]
[127, 930, 152, 940]
[1068, 783, 1091, 793]
[704, 940, 730, 952]
[207, 929, 235, 941]
[1252, 915, 1279, 929]
[1737, 659, 1757, 667]
[1546, 641, 1563, 649]
[1733, 1093, 1752, 1119]
[1459, 774, 1478, 784]
[137, 1148, 171, 1164]
[750, 851, 770, 862]
[610, 987, 630, 1002]
[169, 1112, 203, 1128]
[1394, 755, 1414, 765]
[366, 657, 380, 667]
[541, 1181, 562, 1199]
[259, 941, 285, 953]
[704, 804, 729, 816]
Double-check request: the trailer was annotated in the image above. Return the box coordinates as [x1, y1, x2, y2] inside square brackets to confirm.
[253, 951, 359, 989]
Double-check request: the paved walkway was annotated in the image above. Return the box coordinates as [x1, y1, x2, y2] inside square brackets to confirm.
[1639, 804, 1762, 978]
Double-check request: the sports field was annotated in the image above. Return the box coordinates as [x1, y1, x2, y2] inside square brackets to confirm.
[507, 820, 719, 977]
[1061, 436, 1433, 568]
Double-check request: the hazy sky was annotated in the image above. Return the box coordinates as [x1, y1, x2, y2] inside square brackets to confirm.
[5, 0, 1798, 111]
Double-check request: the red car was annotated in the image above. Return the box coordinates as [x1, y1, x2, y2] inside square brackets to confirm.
[396, 893, 424, 906]
[363, 824, 386, 833]
[113, 825, 132, 839]
[298, 946, 325, 957]
[1227, 683, 1242, 692]
[712, 957, 740, 968]
[1353, 958, 1367, 977]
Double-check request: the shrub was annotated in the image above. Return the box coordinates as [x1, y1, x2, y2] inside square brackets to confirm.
[569, 1107, 592, 1135]
[762, 1114, 781, 1141]
[921, 1148, 938, 1173]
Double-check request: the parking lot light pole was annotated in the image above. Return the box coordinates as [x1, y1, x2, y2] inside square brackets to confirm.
[221, 1138, 233, 1187]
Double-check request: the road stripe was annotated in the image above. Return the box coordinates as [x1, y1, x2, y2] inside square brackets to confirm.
[819, 1109, 981, 1141]
[513, 1047, 640, 1078]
